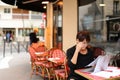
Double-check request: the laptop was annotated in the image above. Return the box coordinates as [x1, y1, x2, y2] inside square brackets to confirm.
[81, 54, 112, 73]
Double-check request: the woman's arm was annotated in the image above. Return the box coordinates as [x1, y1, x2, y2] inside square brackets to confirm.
[71, 42, 83, 64]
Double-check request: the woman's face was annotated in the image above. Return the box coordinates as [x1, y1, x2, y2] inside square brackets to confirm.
[81, 39, 88, 50]
[77, 39, 88, 50]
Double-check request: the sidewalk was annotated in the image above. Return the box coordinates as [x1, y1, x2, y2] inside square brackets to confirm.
[0, 44, 43, 80]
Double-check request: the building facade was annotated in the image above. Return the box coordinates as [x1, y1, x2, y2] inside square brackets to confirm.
[0, 1, 45, 42]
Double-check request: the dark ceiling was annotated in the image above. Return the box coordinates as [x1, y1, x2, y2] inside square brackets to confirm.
[1, 0, 96, 12]
[1, 0, 58, 12]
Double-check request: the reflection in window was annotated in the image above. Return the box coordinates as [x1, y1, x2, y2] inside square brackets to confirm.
[53, 1, 63, 49]
[78, 0, 120, 51]
[78, 2, 103, 42]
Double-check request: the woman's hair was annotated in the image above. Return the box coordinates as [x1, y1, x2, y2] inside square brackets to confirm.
[76, 30, 90, 42]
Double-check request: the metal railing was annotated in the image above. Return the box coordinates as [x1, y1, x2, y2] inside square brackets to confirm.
[3, 40, 29, 57]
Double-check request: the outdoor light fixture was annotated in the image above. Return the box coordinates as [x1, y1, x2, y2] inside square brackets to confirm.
[99, 3, 106, 6]
[42, 1, 49, 4]
[43, 5, 47, 9]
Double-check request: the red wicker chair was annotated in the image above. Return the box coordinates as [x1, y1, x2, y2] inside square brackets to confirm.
[30, 42, 47, 52]
[28, 46, 48, 78]
[92, 47, 106, 59]
[54, 57, 70, 80]
[41, 48, 66, 80]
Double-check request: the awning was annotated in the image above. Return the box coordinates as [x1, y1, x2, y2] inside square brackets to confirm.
[1, 0, 96, 12]
[1, 0, 57, 12]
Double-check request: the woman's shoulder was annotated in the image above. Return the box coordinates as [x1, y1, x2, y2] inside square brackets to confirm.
[38, 41, 44, 46]
[67, 45, 76, 51]
[31, 43, 38, 48]
[67, 45, 76, 54]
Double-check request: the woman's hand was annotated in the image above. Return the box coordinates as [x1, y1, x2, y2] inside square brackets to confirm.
[75, 42, 83, 53]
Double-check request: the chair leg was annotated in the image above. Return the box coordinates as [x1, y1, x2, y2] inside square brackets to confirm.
[55, 74, 59, 80]
[30, 64, 36, 80]
[45, 67, 56, 80]
[45, 68, 51, 80]
[30, 70, 33, 80]
[40, 66, 45, 77]
[42, 66, 47, 80]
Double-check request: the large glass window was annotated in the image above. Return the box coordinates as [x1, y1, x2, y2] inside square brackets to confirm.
[78, 0, 120, 52]
[18, 28, 44, 36]
[31, 11, 42, 19]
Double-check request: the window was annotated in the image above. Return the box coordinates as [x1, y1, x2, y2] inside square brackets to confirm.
[31, 11, 42, 19]
[78, 0, 106, 42]
[18, 28, 44, 36]
[31, 11, 42, 15]
[53, 2, 63, 49]
[4, 8, 11, 13]
[113, 0, 120, 15]
[78, 0, 120, 51]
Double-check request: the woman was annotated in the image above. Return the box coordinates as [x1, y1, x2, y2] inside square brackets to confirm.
[67, 31, 94, 80]
[29, 28, 39, 45]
